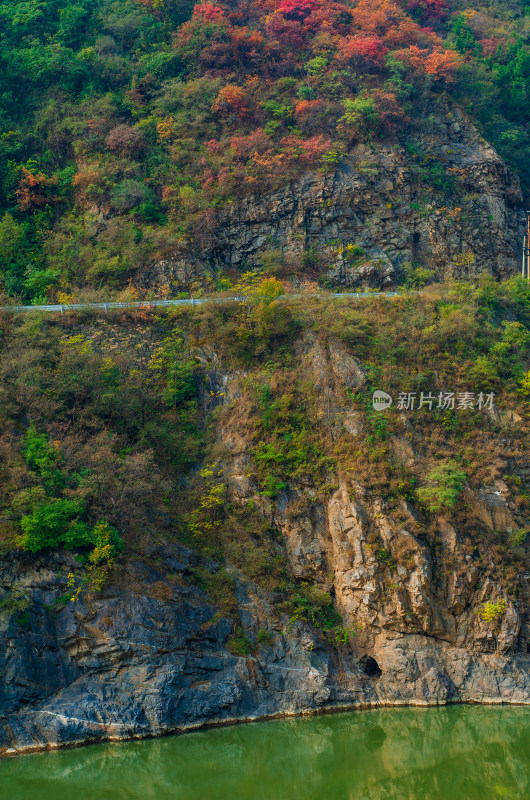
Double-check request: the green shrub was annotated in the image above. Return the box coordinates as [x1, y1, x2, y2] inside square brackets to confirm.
[22, 425, 66, 494]
[508, 529, 527, 548]
[401, 263, 434, 289]
[0, 586, 32, 624]
[256, 629, 274, 646]
[468, 355, 500, 389]
[417, 460, 467, 513]
[15, 428, 123, 560]
[260, 474, 288, 499]
[339, 95, 380, 138]
[20, 497, 88, 551]
[110, 180, 155, 213]
[478, 599, 506, 623]
[280, 582, 341, 631]
[228, 627, 254, 656]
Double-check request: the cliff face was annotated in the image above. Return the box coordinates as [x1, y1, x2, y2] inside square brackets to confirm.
[0, 317, 528, 756]
[146, 108, 524, 291]
[0, 541, 529, 756]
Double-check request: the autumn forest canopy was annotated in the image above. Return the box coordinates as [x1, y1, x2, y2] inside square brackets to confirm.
[0, 0, 529, 301]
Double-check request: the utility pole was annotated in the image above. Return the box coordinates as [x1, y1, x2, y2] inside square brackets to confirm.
[521, 211, 530, 281]
[523, 212, 530, 281]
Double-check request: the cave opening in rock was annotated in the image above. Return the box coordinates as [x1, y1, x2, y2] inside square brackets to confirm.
[359, 655, 382, 678]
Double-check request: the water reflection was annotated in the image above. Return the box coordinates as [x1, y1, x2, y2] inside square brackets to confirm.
[1, 706, 529, 800]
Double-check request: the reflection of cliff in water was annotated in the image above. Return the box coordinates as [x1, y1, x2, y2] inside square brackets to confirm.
[2, 706, 529, 800]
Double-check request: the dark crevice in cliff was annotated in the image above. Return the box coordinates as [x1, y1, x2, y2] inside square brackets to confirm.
[359, 656, 382, 678]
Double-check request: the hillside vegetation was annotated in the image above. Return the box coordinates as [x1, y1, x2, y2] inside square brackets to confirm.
[0, 0, 529, 301]
[0, 279, 528, 627]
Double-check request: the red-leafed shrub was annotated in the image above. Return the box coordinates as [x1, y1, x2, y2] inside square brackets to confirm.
[265, 14, 308, 51]
[402, 0, 448, 25]
[374, 90, 409, 132]
[281, 134, 331, 162]
[230, 130, 273, 160]
[293, 99, 329, 133]
[336, 34, 389, 68]
[206, 138, 222, 153]
[479, 38, 501, 58]
[277, 0, 319, 22]
[190, 2, 227, 23]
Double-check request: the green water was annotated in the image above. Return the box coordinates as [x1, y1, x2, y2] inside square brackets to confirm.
[1, 705, 530, 800]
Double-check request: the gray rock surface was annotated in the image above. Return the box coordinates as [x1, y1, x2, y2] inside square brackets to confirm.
[142, 108, 524, 290]
[0, 541, 529, 756]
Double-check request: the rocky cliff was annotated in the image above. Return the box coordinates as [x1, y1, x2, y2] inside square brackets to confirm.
[0, 540, 529, 757]
[145, 107, 524, 292]
[1, 306, 528, 756]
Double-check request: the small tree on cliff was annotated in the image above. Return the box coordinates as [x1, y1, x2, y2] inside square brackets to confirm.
[417, 460, 467, 513]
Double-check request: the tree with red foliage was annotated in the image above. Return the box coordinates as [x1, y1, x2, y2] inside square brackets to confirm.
[175, 3, 264, 74]
[265, 0, 362, 56]
[401, 0, 448, 26]
[294, 99, 328, 133]
[265, 14, 309, 53]
[336, 34, 389, 69]
[230, 129, 273, 161]
[277, 0, 318, 22]
[189, 2, 226, 23]
[174, 3, 230, 72]
[205, 139, 222, 154]
[479, 38, 501, 59]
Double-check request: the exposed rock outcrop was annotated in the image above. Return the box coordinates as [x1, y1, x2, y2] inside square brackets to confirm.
[0, 544, 529, 757]
[143, 108, 524, 290]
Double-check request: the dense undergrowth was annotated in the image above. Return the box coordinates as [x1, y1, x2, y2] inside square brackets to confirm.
[0, 0, 529, 302]
[0, 277, 528, 632]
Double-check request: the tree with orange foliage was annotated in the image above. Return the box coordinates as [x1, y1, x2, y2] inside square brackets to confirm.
[335, 34, 389, 69]
[395, 45, 461, 82]
[212, 85, 252, 119]
[281, 134, 331, 162]
[16, 167, 59, 213]
[349, 0, 440, 49]
[294, 99, 326, 119]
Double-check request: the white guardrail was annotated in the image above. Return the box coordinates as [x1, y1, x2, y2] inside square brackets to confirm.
[1, 292, 400, 314]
